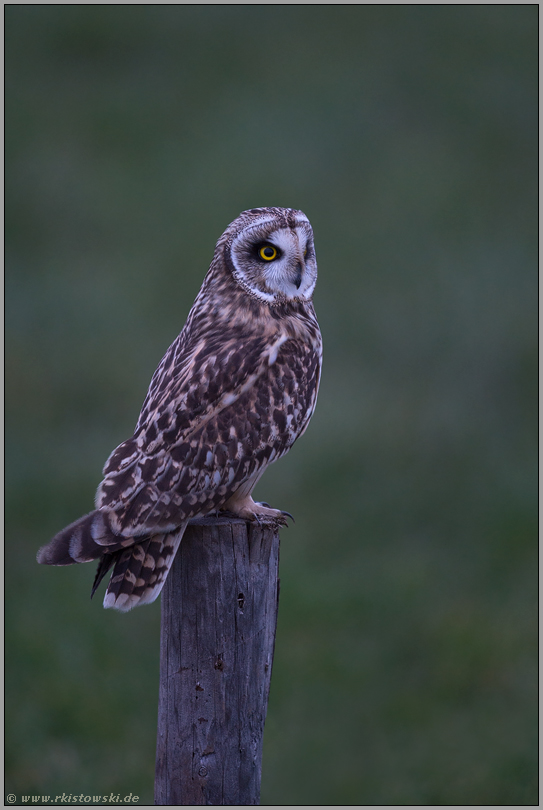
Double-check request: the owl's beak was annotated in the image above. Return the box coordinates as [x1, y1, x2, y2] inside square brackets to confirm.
[293, 262, 303, 289]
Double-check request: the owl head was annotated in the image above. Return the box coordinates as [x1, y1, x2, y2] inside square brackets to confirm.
[219, 207, 318, 305]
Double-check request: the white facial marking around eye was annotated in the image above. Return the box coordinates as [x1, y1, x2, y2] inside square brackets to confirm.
[229, 213, 317, 303]
[265, 229, 294, 255]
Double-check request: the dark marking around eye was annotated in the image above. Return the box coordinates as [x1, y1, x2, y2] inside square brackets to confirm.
[255, 242, 282, 262]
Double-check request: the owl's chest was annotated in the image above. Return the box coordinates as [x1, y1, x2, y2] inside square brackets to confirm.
[237, 337, 320, 449]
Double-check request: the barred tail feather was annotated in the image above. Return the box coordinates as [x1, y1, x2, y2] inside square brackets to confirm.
[36, 509, 132, 566]
[38, 509, 186, 612]
[102, 525, 186, 612]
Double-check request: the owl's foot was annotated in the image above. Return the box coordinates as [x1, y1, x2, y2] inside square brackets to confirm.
[257, 502, 295, 523]
[221, 494, 293, 528]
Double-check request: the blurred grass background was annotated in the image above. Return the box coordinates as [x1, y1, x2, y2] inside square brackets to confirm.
[5, 5, 537, 806]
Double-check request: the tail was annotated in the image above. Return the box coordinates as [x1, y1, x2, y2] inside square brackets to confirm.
[36, 509, 132, 565]
[37, 510, 187, 612]
[101, 527, 186, 612]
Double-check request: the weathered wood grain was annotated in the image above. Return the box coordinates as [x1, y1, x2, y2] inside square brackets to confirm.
[155, 517, 281, 806]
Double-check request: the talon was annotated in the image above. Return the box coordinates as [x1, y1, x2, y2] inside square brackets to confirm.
[222, 494, 291, 528]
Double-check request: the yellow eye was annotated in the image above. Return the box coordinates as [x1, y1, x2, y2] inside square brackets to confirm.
[259, 245, 277, 261]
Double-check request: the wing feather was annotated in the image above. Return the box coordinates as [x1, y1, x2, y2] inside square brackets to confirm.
[96, 328, 320, 537]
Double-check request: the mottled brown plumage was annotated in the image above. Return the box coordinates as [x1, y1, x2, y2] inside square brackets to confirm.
[37, 207, 322, 611]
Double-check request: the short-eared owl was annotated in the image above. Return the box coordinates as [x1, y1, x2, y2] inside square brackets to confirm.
[37, 208, 322, 611]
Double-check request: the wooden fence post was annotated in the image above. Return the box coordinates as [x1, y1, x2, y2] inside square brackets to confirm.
[154, 516, 281, 806]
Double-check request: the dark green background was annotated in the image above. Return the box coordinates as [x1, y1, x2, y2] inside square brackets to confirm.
[6, 6, 537, 806]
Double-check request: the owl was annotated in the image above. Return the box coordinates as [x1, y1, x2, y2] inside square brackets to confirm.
[37, 207, 322, 611]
